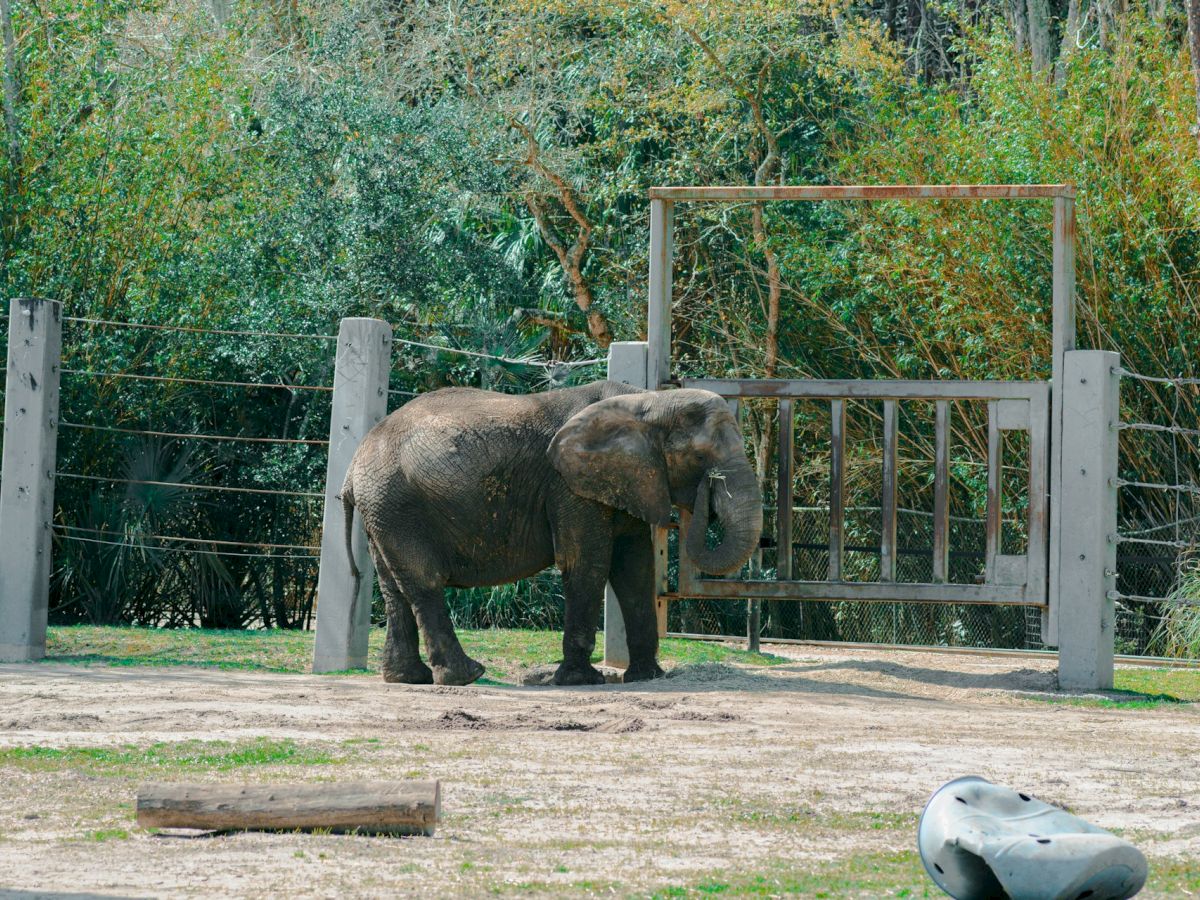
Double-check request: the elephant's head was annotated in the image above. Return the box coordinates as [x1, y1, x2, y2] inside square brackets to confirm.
[548, 388, 763, 576]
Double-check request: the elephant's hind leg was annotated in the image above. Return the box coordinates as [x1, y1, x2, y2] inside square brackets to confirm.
[400, 575, 485, 686]
[370, 543, 433, 685]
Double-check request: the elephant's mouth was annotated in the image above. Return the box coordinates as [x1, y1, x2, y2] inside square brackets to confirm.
[684, 462, 764, 576]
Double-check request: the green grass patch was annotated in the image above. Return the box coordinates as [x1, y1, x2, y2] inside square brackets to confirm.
[1145, 856, 1200, 896]
[43, 626, 785, 684]
[44, 626, 314, 673]
[644, 846, 1200, 897]
[0, 738, 339, 776]
[723, 801, 917, 835]
[1024, 667, 1200, 709]
[85, 828, 130, 842]
[1114, 667, 1200, 701]
[649, 851, 933, 898]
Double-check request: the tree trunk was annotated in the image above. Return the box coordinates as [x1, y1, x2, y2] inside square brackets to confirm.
[0, 0, 20, 178]
[1056, 0, 1082, 86]
[1026, 0, 1054, 74]
[1012, 0, 1029, 54]
[524, 195, 612, 348]
[1188, 0, 1200, 151]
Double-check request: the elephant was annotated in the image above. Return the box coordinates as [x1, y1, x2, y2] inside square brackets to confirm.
[339, 379, 763, 687]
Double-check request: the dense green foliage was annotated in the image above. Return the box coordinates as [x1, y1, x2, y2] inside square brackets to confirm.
[1, 0, 1197, 641]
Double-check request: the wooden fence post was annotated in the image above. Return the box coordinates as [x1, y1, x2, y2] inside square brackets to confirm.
[312, 318, 392, 674]
[603, 341, 650, 669]
[1044, 193, 1078, 647]
[0, 298, 62, 662]
[1055, 350, 1119, 690]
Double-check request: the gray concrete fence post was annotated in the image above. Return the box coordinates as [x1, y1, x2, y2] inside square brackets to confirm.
[0, 298, 63, 662]
[1055, 349, 1119, 691]
[603, 341, 650, 669]
[312, 318, 392, 673]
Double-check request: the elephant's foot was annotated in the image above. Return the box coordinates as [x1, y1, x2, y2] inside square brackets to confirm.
[623, 661, 665, 683]
[552, 662, 606, 686]
[382, 660, 434, 685]
[432, 656, 486, 687]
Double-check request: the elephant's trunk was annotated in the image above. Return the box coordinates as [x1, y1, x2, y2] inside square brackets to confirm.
[685, 459, 763, 576]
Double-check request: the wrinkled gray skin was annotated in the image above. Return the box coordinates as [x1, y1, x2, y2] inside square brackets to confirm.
[341, 380, 763, 687]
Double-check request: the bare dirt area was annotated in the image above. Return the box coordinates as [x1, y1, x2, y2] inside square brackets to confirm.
[2, 644, 1199, 898]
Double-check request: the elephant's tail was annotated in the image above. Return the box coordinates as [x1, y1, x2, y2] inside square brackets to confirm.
[339, 471, 362, 588]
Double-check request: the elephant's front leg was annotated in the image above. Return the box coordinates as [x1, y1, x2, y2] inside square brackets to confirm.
[609, 528, 664, 682]
[553, 525, 613, 686]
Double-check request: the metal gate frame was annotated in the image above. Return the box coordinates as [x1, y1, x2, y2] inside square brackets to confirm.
[640, 184, 1079, 637]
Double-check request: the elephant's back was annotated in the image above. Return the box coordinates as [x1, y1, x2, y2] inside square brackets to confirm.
[349, 387, 559, 516]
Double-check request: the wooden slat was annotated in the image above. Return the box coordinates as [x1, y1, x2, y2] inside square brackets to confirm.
[776, 399, 794, 581]
[881, 400, 898, 582]
[986, 401, 1002, 582]
[829, 400, 846, 582]
[662, 579, 1045, 605]
[1045, 194, 1077, 646]
[1025, 389, 1050, 602]
[646, 199, 674, 388]
[933, 401, 951, 584]
[681, 378, 1045, 402]
[676, 509, 701, 595]
[648, 185, 1075, 202]
[137, 781, 440, 835]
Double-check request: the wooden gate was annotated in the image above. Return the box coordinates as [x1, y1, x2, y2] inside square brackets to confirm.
[666, 378, 1050, 606]
[603, 182, 1117, 690]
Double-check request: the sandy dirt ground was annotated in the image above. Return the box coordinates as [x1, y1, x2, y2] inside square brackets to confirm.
[1, 645, 1198, 898]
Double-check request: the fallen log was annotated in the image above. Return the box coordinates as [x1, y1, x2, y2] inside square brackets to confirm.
[136, 780, 440, 835]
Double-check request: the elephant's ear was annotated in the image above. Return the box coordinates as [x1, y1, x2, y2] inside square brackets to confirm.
[548, 394, 672, 526]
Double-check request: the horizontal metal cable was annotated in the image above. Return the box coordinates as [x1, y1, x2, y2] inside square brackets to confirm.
[56, 472, 324, 499]
[1116, 421, 1200, 438]
[64, 316, 338, 342]
[56, 524, 318, 552]
[61, 368, 334, 392]
[55, 532, 319, 561]
[388, 388, 420, 397]
[1115, 478, 1200, 496]
[390, 333, 604, 369]
[1113, 367, 1200, 387]
[61, 421, 329, 446]
[62, 314, 606, 367]
[1109, 590, 1200, 607]
[1119, 514, 1200, 537]
[1114, 535, 1193, 550]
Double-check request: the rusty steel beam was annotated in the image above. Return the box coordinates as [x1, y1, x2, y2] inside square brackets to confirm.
[648, 184, 1075, 202]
